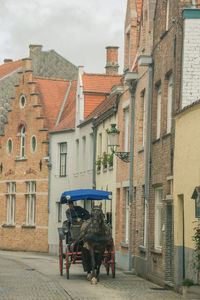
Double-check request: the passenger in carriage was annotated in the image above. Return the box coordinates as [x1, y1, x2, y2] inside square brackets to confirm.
[66, 201, 90, 223]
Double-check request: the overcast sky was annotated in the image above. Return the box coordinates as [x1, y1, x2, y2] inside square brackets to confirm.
[0, 0, 127, 73]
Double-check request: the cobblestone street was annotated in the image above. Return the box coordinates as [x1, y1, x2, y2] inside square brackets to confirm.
[0, 250, 183, 300]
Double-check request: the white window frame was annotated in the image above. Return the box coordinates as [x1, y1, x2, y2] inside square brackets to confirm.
[154, 187, 163, 250]
[82, 136, 86, 171]
[6, 182, 16, 225]
[166, 0, 169, 31]
[59, 142, 67, 177]
[20, 126, 26, 157]
[125, 188, 129, 243]
[167, 75, 173, 134]
[98, 133, 102, 156]
[124, 108, 129, 152]
[26, 181, 36, 226]
[19, 94, 26, 108]
[90, 133, 93, 169]
[156, 85, 162, 139]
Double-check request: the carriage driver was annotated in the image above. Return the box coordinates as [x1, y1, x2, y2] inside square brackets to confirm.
[66, 201, 90, 223]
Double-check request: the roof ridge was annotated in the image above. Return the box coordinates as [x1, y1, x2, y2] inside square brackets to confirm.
[84, 73, 122, 77]
[34, 76, 77, 82]
[0, 59, 22, 67]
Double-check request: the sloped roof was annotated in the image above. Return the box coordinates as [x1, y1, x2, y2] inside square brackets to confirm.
[51, 80, 77, 132]
[83, 73, 122, 118]
[0, 60, 22, 80]
[34, 77, 71, 130]
[85, 93, 118, 121]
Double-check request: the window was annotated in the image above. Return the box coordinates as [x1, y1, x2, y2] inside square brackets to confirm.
[143, 186, 147, 247]
[167, 75, 173, 134]
[7, 138, 13, 156]
[20, 94, 26, 108]
[166, 0, 169, 31]
[124, 108, 129, 152]
[141, 91, 146, 147]
[156, 85, 162, 139]
[31, 135, 37, 153]
[6, 182, 16, 225]
[90, 133, 93, 169]
[57, 202, 62, 223]
[20, 125, 26, 157]
[127, 32, 130, 68]
[26, 181, 36, 226]
[98, 133, 102, 156]
[82, 136, 86, 171]
[155, 187, 163, 250]
[125, 188, 129, 243]
[59, 142, 67, 177]
[76, 139, 79, 172]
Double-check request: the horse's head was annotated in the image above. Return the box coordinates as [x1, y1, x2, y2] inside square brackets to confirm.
[90, 202, 104, 233]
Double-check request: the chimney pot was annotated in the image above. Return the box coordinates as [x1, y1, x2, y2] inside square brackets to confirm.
[105, 46, 119, 75]
[4, 59, 13, 64]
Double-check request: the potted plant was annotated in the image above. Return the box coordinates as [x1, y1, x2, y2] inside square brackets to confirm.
[107, 153, 113, 168]
[102, 152, 108, 170]
[96, 155, 102, 172]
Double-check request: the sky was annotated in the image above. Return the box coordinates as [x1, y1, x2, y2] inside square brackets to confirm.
[0, 0, 127, 73]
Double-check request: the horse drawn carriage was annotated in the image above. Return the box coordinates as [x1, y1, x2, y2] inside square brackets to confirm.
[58, 189, 115, 284]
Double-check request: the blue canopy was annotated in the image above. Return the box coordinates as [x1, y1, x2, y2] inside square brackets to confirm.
[60, 189, 112, 204]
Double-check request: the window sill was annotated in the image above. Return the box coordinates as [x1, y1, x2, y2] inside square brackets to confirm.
[138, 245, 146, 253]
[21, 224, 36, 229]
[137, 147, 144, 153]
[150, 248, 162, 255]
[162, 132, 171, 140]
[120, 242, 128, 248]
[2, 223, 15, 228]
[15, 156, 27, 161]
[152, 138, 160, 145]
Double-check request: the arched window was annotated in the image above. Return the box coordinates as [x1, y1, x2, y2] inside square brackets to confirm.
[20, 125, 26, 157]
[31, 135, 37, 153]
[7, 138, 13, 156]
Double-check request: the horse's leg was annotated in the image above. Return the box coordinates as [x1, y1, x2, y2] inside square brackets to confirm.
[90, 249, 97, 284]
[96, 253, 103, 282]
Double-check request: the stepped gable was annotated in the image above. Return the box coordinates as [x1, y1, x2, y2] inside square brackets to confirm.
[83, 73, 122, 118]
[34, 76, 71, 130]
[0, 60, 22, 79]
[51, 80, 77, 131]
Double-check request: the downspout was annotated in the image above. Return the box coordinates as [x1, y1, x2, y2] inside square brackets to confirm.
[47, 135, 52, 213]
[145, 62, 153, 276]
[92, 124, 97, 190]
[129, 84, 136, 271]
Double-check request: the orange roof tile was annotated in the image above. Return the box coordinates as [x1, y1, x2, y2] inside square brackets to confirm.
[52, 80, 77, 131]
[83, 73, 122, 118]
[34, 77, 71, 129]
[0, 60, 22, 79]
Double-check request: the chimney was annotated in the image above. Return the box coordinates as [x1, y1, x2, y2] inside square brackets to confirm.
[29, 44, 43, 56]
[4, 59, 13, 64]
[105, 46, 119, 75]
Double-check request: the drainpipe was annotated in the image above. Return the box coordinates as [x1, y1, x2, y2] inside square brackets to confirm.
[145, 62, 153, 277]
[92, 125, 97, 190]
[128, 84, 136, 271]
[47, 135, 52, 213]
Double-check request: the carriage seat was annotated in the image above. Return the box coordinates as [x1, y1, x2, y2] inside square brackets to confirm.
[70, 223, 82, 241]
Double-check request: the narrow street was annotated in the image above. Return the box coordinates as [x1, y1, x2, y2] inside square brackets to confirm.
[0, 250, 183, 300]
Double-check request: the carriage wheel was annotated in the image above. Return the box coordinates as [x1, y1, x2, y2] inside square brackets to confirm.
[111, 249, 115, 278]
[105, 254, 110, 276]
[59, 239, 63, 276]
[66, 244, 70, 279]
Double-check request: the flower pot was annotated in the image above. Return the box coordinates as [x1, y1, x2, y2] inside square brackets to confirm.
[182, 285, 200, 299]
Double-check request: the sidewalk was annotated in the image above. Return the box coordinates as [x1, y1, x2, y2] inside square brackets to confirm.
[0, 250, 183, 300]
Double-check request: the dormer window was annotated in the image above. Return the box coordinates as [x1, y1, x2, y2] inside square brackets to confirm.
[20, 94, 26, 108]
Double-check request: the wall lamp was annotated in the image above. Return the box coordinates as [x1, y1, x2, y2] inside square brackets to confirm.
[107, 124, 130, 163]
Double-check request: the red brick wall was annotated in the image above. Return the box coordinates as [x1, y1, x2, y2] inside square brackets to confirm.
[0, 58, 49, 252]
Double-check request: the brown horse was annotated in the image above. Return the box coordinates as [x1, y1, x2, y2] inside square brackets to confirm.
[80, 203, 111, 284]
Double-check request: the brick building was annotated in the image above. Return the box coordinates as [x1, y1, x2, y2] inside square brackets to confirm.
[149, 0, 193, 286]
[0, 46, 78, 252]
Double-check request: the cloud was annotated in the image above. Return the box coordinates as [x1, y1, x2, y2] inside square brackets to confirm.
[0, 0, 126, 73]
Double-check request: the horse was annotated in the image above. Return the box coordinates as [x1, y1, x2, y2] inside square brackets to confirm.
[80, 202, 111, 284]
